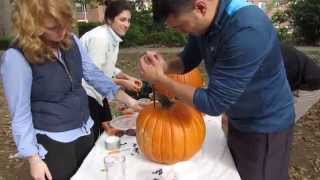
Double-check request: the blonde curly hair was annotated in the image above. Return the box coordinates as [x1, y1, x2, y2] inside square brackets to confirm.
[11, 0, 75, 64]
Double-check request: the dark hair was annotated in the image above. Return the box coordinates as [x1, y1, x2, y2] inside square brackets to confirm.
[104, 0, 132, 23]
[152, 0, 194, 23]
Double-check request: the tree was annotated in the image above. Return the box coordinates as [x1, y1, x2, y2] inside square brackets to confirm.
[134, 0, 151, 11]
[74, 0, 90, 21]
[0, 0, 12, 37]
[287, 0, 320, 45]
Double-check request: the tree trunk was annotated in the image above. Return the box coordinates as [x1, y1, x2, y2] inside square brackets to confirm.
[0, 0, 12, 37]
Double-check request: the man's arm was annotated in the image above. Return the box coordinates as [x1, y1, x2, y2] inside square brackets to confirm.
[139, 52, 197, 106]
[139, 35, 202, 105]
[193, 27, 276, 116]
[141, 26, 276, 116]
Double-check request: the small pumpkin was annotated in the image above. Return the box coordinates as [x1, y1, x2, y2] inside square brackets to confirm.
[154, 68, 204, 97]
[136, 98, 206, 164]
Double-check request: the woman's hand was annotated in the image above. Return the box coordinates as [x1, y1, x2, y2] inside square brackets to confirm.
[28, 155, 52, 180]
[114, 73, 143, 92]
[117, 105, 137, 115]
[127, 76, 143, 91]
[115, 78, 142, 92]
[115, 90, 146, 112]
[126, 98, 144, 112]
[117, 98, 151, 114]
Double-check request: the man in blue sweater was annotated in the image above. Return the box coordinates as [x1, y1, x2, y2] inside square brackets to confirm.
[139, 0, 295, 179]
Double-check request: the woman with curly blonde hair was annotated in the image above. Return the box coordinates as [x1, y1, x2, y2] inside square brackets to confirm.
[1, 0, 143, 179]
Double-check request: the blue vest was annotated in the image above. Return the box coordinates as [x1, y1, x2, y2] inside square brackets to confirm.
[12, 38, 90, 132]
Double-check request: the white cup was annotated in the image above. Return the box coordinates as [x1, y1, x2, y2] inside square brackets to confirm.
[104, 154, 126, 180]
[105, 136, 120, 150]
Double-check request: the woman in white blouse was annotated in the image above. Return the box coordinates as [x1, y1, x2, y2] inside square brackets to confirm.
[80, 0, 142, 140]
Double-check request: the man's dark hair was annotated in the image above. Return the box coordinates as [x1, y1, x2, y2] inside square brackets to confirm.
[152, 0, 194, 23]
[104, 0, 132, 22]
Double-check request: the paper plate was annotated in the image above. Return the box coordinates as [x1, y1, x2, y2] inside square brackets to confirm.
[110, 113, 138, 130]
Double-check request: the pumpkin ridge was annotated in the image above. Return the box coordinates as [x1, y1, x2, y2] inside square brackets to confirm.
[145, 104, 159, 161]
[182, 108, 194, 160]
[151, 105, 161, 162]
[169, 110, 175, 163]
[176, 103, 204, 159]
[194, 110, 206, 148]
[137, 106, 154, 157]
[170, 103, 185, 162]
[161, 110, 170, 163]
[190, 110, 203, 149]
[194, 111, 205, 152]
[197, 112, 206, 145]
[155, 108, 164, 162]
[174, 104, 188, 160]
[187, 109, 199, 155]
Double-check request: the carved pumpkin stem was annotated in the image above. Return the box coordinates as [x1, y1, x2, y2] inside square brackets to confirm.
[152, 84, 174, 109]
[158, 95, 174, 108]
[152, 84, 156, 109]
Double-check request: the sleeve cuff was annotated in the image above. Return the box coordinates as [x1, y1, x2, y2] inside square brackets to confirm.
[114, 68, 122, 76]
[104, 85, 121, 101]
[193, 88, 222, 116]
[18, 143, 48, 159]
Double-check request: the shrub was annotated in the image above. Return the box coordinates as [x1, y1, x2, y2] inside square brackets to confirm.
[122, 9, 187, 47]
[122, 24, 146, 47]
[287, 0, 320, 45]
[144, 30, 187, 46]
[0, 36, 13, 50]
[75, 9, 187, 47]
[272, 11, 293, 42]
[77, 22, 102, 37]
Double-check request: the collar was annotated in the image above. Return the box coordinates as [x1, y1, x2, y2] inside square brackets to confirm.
[104, 25, 123, 46]
[205, 0, 232, 37]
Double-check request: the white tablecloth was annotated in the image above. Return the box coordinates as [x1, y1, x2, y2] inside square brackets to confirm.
[71, 115, 241, 180]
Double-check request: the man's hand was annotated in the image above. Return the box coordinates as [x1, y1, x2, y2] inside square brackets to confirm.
[28, 155, 52, 180]
[139, 51, 168, 84]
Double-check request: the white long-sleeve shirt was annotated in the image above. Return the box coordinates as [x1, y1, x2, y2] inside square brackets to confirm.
[80, 25, 123, 105]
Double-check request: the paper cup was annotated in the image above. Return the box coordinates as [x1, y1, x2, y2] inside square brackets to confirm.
[105, 136, 120, 150]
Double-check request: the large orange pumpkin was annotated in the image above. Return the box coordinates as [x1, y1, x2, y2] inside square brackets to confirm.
[136, 99, 206, 164]
[154, 68, 204, 97]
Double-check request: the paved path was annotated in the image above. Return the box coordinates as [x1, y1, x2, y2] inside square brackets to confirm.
[296, 46, 320, 52]
[119, 46, 182, 54]
[294, 90, 320, 121]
